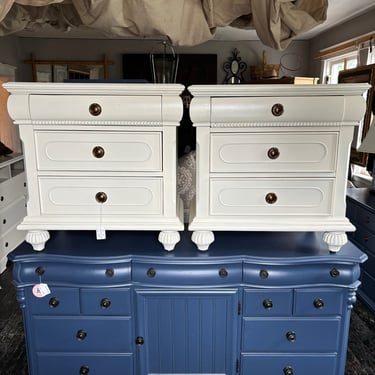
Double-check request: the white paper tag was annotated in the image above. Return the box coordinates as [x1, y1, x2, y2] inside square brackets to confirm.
[32, 283, 51, 298]
[96, 227, 106, 240]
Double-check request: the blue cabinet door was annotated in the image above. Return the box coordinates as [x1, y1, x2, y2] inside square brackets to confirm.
[135, 289, 239, 375]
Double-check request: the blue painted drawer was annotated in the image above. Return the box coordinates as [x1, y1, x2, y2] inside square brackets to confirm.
[243, 289, 293, 316]
[27, 287, 80, 315]
[351, 225, 375, 257]
[80, 288, 131, 315]
[359, 271, 375, 305]
[37, 353, 133, 375]
[243, 262, 359, 286]
[356, 208, 375, 233]
[132, 262, 242, 285]
[294, 289, 344, 316]
[241, 353, 337, 374]
[32, 316, 132, 352]
[242, 317, 340, 352]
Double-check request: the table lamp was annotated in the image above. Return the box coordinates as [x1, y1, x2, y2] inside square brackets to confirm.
[358, 117, 375, 193]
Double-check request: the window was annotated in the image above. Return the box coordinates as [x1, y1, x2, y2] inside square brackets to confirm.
[323, 51, 358, 84]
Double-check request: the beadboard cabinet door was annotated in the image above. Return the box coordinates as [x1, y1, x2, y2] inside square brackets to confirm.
[134, 289, 240, 375]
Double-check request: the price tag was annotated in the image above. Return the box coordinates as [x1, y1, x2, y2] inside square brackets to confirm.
[96, 227, 106, 240]
[32, 283, 51, 298]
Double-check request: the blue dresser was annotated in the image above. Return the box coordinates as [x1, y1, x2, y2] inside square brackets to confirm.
[346, 187, 375, 313]
[9, 230, 367, 375]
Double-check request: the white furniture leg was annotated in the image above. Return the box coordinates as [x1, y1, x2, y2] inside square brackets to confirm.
[26, 230, 50, 251]
[323, 231, 348, 253]
[191, 231, 215, 251]
[158, 231, 180, 251]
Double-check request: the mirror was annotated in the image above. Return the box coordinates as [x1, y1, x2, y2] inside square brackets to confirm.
[223, 48, 247, 84]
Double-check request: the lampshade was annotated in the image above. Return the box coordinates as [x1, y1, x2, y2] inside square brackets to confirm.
[358, 116, 375, 192]
[358, 116, 375, 153]
[150, 40, 179, 83]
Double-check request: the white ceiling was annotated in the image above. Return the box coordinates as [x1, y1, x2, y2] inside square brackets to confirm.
[15, 0, 375, 41]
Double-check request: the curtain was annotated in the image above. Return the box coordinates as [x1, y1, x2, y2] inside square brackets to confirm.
[0, 0, 328, 49]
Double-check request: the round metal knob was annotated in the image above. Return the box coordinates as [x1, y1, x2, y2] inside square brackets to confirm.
[89, 103, 102, 116]
[286, 331, 296, 342]
[263, 299, 273, 309]
[313, 298, 325, 309]
[105, 268, 114, 277]
[330, 268, 340, 278]
[35, 266, 45, 276]
[100, 298, 111, 309]
[271, 103, 284, 116]
[284, 366, 294, 375]
[136, 336, 145, 345]
[267, 147, 280, 160]
[92, 146, 105, 159]
[49, 297, 60, 308]
[95, 192, 107, 204]
[219, 268, 228, 278]
[265, 192, 277, 204]
[80, 366, 90, 375]
[147, 268, 156, 278]
[76, 330, 87, 341]
[259, 270, 269, 279]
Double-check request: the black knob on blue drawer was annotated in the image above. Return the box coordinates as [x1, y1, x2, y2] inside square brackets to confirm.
[330, 268, 340, 278]
[49, 297, 60, 308]
[313, 298, 325, 309]
[136, 336, 145, 345]
[263, 299, 273, 309]
[80, 366, 90, 374]
[147, 268, 156, 278]
[259, 270, 269, 279]
[105, 268, 114, 277]
[219, 268, 228, 278]
[35, 266, 45, 276]
[76, 330, 87, 341]
[286, 331, 296, 342]
[100, 298, 111, 309]
[284, 366, 294, 375]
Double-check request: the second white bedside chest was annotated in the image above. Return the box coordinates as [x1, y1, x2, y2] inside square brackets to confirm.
[188, 84, 368, 251]
[5, 82, 184, 251]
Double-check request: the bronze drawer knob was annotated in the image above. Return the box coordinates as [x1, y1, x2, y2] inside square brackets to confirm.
[89, 103, 102, 116]
[330, 268, 340, 278]
[76, 329, 87, 341]
[147, 268, 156, 278]
[263, 299, 273, 309]
[49, 297, 60, 308]
[92, 146, 105, 159]
[95, 192, 107, 204]
[271, 103, 284, 116]
[105, 268, 114, 277]
[35, 266, 45, 276]
[259, 269, 269, 279]
[100, 298, 111, 309]
[219, 268, 228, 278]
[313, 298, 325, 309]
[136, 336, 145, 345]
[267, 147, 280, 160]
[265, 192, 277, 204]
[284, 366, 294, 375]
[286, 331, 296, 342]
[80, 366, 90, 374]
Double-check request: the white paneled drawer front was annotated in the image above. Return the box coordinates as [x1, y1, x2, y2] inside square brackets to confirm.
[210, 178, 333, 215]
[211, 96, 345, 124]
[210, 132, 338, 173]
[39, 177, 162, 215]
[35, 131, 162, 172]
[29, 95, 162, 122]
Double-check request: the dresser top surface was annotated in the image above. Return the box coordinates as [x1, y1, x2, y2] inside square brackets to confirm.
[8, 230, 366, 265]
[347, 187, 375, 212]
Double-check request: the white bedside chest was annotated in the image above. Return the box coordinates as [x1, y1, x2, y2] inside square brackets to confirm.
[5, 83, 184, 251]
[188, 84, 369, 251]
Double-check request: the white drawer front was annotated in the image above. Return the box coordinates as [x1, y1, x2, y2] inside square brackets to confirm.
[211, 132, 338, 173]
[210, 178, 333, 215]
[29, 95, 162, 122]
[0, 197, 26, 235]
[211, 96, 345, 124]
[35, 131, 162, 172]
[39, 177, 162, 215]
[0, 172, 26, 211]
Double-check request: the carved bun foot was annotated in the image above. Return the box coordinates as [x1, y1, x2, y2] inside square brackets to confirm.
[26, 230, 50, 251]
[191, 231, 215, 251]
[323, 231, 348, 252]
[158, 231, 180, 251]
